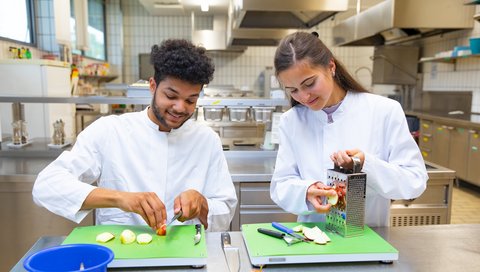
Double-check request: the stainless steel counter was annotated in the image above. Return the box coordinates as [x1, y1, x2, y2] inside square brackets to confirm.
[406, 110, 480, 129]
[10, 224, 480, 271]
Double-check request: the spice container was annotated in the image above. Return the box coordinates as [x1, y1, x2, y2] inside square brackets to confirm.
[228, 106, 250, 122]
[203, 106, 225, 121]
[251, 107, 275, 122]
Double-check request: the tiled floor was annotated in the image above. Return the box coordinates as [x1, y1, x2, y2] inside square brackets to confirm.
[450, 183, 480, 224]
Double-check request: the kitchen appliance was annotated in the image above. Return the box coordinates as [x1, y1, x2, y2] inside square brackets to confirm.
[333, 0, 474, 46]
[326, 158, 366, 238]
[242, 222, 398, 266]
[63, 225, 207, 268]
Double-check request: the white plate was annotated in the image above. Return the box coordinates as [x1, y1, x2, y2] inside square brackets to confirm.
[7, 141, 32, 149]
[47, 142, 71, 149]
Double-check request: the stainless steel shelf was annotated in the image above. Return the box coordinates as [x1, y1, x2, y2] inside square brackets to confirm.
[0, 96, 289, 107]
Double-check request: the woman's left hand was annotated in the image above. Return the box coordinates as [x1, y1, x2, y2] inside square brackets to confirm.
[330, 149, 365, 170]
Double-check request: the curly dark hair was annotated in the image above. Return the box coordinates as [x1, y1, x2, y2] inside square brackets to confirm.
[150, 39, 215, 85]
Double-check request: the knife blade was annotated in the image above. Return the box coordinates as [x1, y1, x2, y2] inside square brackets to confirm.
[221, 232, 240, 272]
[167, 210, 183, 226]
[272, 222, 308, 242]
[194, 224, 202, 245]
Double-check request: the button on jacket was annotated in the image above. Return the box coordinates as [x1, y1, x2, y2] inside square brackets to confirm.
[33, 109, 237, 232]
[271, 91, 428, 227]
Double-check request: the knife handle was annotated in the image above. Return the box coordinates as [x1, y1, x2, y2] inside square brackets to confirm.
[257, 228, 285, 239]
[272, 222, 293, 234]
[195, 224, 201, 234]
[221, 232, 232, 249]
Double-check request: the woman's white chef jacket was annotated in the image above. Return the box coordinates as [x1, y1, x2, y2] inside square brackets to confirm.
[270, 91, 428, 227]
[33, 109, 237, 232]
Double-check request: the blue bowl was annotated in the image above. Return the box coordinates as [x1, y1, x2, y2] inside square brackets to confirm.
[470, 37, 480, 55]
[23, 244, 114, 272]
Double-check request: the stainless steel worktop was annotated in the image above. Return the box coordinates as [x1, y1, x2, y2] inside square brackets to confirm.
[406, 110, 480, 129]
[10, 224, 480, 272]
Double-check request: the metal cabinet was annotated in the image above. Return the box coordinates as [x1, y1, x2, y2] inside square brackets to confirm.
[0, 176, 93, 271]
[390, 162, 455, 226]
[231, 182, 297, 231]
[431, 123, 451, 167]
[448, 127, 469, 180]
[467, 130, 480, 186]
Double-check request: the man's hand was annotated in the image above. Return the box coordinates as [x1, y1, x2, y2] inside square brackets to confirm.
[173, 189, 209, 229]
[82, 188, 167, 231]
[306, 182, 337, 213]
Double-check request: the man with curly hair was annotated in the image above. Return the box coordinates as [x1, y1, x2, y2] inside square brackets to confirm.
[33, 39, 237, 232]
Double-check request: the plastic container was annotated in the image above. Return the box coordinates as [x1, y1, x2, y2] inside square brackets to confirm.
[203, 106, 224, 121]
[23, 244, 114, 272]
[470, 37, 480, 55]
[252, 106, 275, 122]
[228, 106, 250, 122]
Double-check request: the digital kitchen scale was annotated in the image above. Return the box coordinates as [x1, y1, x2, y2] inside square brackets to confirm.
[63, 225, 207, 268]
[241, 222, 398, 266]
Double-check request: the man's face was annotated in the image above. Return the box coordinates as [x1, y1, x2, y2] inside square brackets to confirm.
[148, 77, 202, 132]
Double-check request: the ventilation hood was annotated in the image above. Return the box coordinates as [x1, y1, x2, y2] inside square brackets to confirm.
[333, 0, 474, 46]
[232, 0, 348, 29]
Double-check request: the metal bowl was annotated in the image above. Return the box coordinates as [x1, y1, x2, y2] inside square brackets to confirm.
[252, 107, 275, 122]
[203, 106, 225, 121]
[228, 106, 250, 122]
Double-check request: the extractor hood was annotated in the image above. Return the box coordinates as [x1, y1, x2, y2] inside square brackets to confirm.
[333, 0, 474, 46]
[231, 0, 348, 29]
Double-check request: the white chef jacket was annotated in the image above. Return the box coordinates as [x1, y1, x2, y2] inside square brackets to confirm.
[33, 109, 237, 232]
[271, 91, 428, 227]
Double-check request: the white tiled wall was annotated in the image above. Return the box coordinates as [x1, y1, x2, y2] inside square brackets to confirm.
[1, 0, 477, 111]
[119, 0, 376, 96]
[420, 6, 480, 113]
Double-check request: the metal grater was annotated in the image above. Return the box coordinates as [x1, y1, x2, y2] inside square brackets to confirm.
[326, 157, 366, 237]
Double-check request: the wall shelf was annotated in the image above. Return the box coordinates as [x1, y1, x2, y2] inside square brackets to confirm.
[0, 96, 289, 107]
[419, 53, 480, 64]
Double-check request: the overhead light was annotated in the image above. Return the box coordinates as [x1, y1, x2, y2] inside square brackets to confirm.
[200, 0, 209, 12]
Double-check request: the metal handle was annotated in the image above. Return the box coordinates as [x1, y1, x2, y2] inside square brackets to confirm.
[352, 156, 361, 173]
[221, 232, 231, 249]
[272, 222, 293, 234]
[257, 228, 285, 239]
[195, 224, 201, 235]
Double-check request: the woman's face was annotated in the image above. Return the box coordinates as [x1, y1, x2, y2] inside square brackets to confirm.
[277, 60, 336, 111]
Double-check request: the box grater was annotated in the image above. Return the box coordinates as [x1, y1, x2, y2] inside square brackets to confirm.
[326, 157, 366, 237]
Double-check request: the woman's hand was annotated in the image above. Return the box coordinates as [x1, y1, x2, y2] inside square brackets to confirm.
[306, 182, 337, 213]
[174, 189, 209, 229]
[330, 149, 365, 170]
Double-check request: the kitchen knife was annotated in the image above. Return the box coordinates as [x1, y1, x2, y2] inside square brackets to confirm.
[194, 224, 202, 245]
[167, 210, 183, 226]
[272, 222, 308, 242]
[257, 228, 301, 246]
[221, 232, 240, 272]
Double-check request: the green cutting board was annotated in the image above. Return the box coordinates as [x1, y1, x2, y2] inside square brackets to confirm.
[242, 222, 398, 257]
[62, 225, 206, 260]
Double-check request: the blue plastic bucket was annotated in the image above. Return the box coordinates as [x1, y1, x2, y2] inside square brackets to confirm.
[23, 244, 114, 272]
[470, 37, 480, 55]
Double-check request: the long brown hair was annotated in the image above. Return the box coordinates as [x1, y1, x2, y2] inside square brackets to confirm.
[274, 32, 367, 107]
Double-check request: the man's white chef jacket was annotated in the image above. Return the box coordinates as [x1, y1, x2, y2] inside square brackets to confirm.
[33, 109, 237, 232]
[271, 91, 428, 227]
